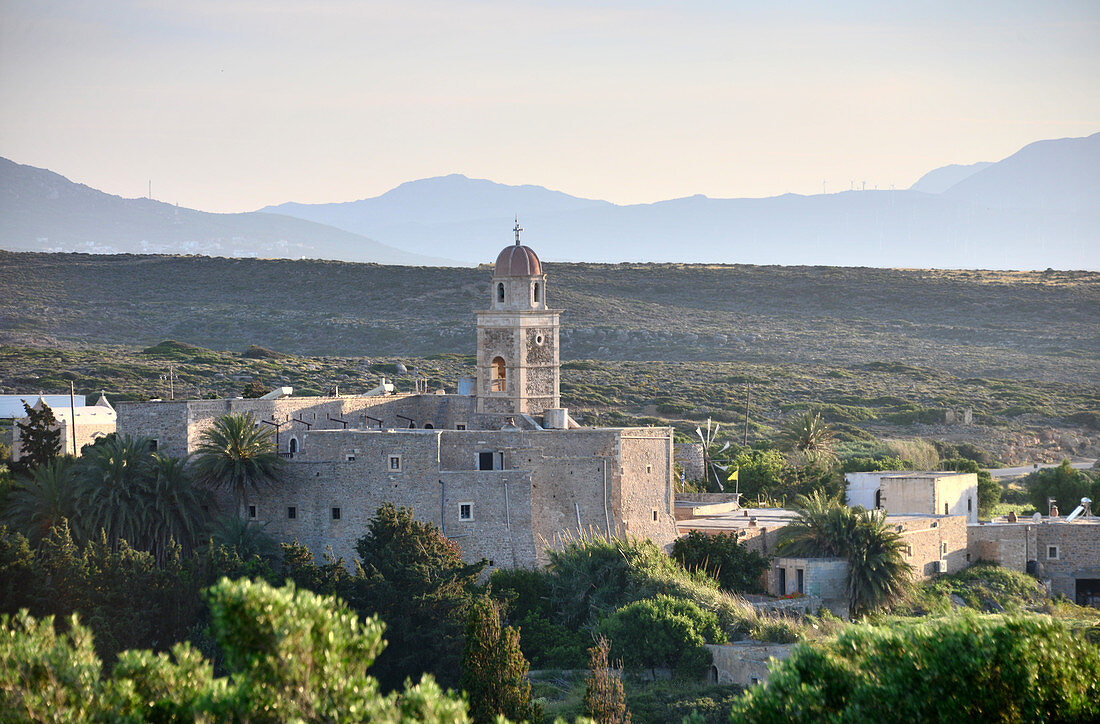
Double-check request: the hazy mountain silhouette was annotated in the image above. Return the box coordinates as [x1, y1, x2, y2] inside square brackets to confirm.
[3, 133, 1097, 270]
[262, 134, 1098, 270]
[942, 132, 1100, 212]
[910, 162, 992, 193]
[0, 158, 455, 265]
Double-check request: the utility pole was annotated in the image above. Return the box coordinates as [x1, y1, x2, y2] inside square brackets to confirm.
[743, 385, 751, 447]
[69, 381, 78, 456]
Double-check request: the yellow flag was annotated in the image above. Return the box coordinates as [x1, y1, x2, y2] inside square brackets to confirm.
[728, 467, 738, 482]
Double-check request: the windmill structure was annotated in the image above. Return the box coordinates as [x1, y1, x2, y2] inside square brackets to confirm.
[695, 418, 736, 493]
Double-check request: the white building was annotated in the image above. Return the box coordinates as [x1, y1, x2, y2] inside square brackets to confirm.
[11, 394, 116, 460]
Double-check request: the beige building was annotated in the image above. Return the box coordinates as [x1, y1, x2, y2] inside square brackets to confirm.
[118, 228, 678, 568]
[846, 470, 978, 524]
[11, 394, 116, 461]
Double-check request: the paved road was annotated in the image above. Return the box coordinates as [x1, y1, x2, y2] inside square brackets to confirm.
[989, 459, 1097, 478]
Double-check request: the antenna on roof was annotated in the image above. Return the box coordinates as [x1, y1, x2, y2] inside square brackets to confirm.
[514, 216, 522, 245]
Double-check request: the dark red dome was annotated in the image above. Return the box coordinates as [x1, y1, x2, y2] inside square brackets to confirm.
[495, 244, 542, 276]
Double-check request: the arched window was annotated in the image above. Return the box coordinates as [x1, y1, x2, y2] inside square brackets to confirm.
[491, 356, 506, 392]
[532, 282, 540, 304]
[497, 283, 505, 303]
[288, 437, 298, 456]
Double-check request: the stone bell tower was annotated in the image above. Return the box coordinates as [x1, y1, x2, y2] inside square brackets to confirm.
[475, 220, 561, 417]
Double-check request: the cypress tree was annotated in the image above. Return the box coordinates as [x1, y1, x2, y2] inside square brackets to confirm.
[460, 598, 540, 723]
[15, 402, 62, 472]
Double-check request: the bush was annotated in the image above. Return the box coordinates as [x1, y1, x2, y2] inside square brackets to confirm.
[543, 535, 759, 638]
[730, 613, 1100, 722]
[599, 595, 726, 678]
[671, 530, 768, 594]
[0, 578, 471, 722]
[1025, 460, 1100, 515]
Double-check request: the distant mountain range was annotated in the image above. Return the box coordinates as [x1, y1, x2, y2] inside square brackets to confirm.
[0, 158, 455, 266]
[2, 132, 1097, 269]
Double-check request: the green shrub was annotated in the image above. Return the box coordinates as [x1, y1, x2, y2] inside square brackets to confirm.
[1025, 460, 1100, 515]
[598, 595, 726, 677]
[730, 613, 1100, 722]
[671, 530, 768, 594]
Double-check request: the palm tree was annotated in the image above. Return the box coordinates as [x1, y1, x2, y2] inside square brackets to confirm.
[146, 454, 204, 562]
[775, 490, 853, 557]
[780, 411, 837, 466]
[191, 413, 283, 515]
[76, 434, 156, 549]
[778, 492, 909, 618]
[4, 458, 77, 544]
[208, 514, 280, 562]
[844, 511, 909, 618]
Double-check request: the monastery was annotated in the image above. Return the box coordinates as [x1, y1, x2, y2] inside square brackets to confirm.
[117, 225, 678, 567]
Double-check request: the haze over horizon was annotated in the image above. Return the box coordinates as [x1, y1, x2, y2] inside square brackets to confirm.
[2, 1, 1098, 214]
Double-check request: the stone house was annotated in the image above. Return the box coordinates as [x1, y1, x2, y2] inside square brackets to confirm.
[118, 227, 678, 568]
[968, 516, 1100, 604]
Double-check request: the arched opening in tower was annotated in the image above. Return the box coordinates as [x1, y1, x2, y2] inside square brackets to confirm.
[491, 356, 506, 392]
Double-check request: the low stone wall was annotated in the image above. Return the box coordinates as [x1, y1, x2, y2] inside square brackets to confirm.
[705, 642, 796, 686]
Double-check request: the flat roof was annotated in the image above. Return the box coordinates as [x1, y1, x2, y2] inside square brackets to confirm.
[678, 507, 956, 532]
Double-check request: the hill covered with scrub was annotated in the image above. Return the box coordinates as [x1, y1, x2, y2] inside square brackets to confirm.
[0, 251, 1097, 463]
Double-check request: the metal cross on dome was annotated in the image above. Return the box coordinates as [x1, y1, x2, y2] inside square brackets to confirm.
[514, 216, 522, 245]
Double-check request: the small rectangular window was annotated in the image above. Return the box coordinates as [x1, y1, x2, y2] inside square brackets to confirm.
[646, 464, 652, 474]
[940, 541, 948, 556]
[389, 455, 402, 471]
[456, 423, 467, 431]
[345, 454, 356, 462]
[459, 503, 473, 521]
[652, 510, 658, 522]
[332, 507, 341, 520]
[478, 452, 494, 470]
[287, 506, 297, 520]
[149, 439, 159, 451]
[248, 505, 257, 519]
[967, 498, 972, 512]
[1047, 545, 1059, 560]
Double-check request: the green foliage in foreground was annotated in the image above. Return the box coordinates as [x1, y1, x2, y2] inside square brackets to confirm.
[0, 578, 471, 723]
[730, 613, 1100, 723]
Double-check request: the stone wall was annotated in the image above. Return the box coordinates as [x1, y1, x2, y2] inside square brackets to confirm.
[674, 443, 704, 481]
[1036, 523, 1100, 599]
[242, 425, 677, 569]
[705, 642, 795, 686]
[967, 520, 1100, 599]
[118, 394, 478, 457]
[894, 514, 969, 578]
[768, 557, 848, 617]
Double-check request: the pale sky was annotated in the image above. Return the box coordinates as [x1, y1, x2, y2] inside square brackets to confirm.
[2, 1, 1098, 212]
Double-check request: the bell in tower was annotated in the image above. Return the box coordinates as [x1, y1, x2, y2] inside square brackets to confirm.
[475, 220, 561, 418]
